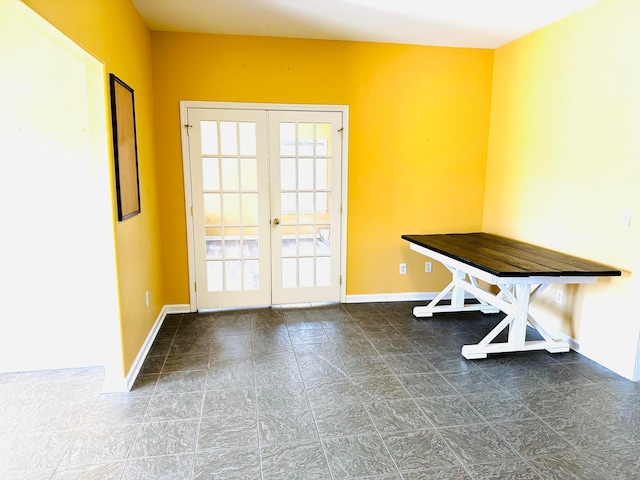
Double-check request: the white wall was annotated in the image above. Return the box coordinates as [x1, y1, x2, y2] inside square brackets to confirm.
[0, 0, 122, 376]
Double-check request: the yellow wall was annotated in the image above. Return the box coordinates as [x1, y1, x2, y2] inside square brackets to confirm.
[485, 0, 640, 378]
[21, 0, 165, 376]
[151, 33, 494, 300]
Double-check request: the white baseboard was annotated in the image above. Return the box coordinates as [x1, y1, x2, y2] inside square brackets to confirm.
[345, 291, 475, 304]
[102, 304, 190, 393]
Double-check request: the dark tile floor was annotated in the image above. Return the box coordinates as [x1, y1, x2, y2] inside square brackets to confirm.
[2, 302, 640, 479]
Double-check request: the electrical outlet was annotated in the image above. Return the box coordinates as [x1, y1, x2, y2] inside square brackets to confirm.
[399, 263, 407, 275]
[145, 291, 150, 307]
[425, 261, 432, 273]
[555, 289, 564, 305]
[621, 209, 632, 227]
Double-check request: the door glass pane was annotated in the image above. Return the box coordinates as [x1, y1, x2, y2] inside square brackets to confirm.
[239, 122, 256, 156]
[315, 124, 330, 156]
[281, 226, 297, 257]
[204, 194, 221, 224]
[299, 225, 314, 256]
[282, 258, 297, 288]
[299, 257, 314, 287]
[298, 123, 314, 156]
[298, 158, 314, 190]
[222, 193, 240, 224]
[243, 227, 259, 258]
[316, 192, 329, 215]
[225, 260, 242, 290]
[281, 192, 297, 215]
[280, 123, 296, 156]
[207, 261, 223, 291]
[241, 193, 258, 224]
[198, 115, 266, 297]
[316, 257, 331, 286]
[206, 227, 223, 260]
[221, 158, 239, 190]
[316, 226, 331, 254]
[223, 238, 241, 258]
[316, 158, 328, 189]
[220, 121, 238, 155]
[201, 121, 218, 155]
[244, 260, 259, 290]
[203, 158, 220, 190]
[298, 192, 314, 212]
[281, 158, 296, 190]
[240, 158, 257, 190]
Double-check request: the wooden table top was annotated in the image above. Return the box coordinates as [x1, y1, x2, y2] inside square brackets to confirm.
[402, 233, 621, 278]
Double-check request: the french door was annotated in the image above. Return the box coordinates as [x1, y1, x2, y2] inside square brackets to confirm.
[184, 105, 345, 310]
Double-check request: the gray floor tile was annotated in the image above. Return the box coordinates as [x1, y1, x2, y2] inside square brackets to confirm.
[256, 381, 309, 411]
[0, 430, 77, 477]
[82, 395, 151, 426]
[258, 405, 319, 445]
[192, 447, 261, 479]
[541, 411, 632, 451]
[162, 353, 210, 372]
[206, 368, 255, 391]
[441, 370, 505, 396]
[203, 386, 256, 417]
[382, 354, 436, 375]
[438, 424, 519, 466]
[466, 460, 542, 479]
[382, 429, 460, 472]
[122, 453, 194, 480]
[528, 451, 609, 480]
[595, 407, 640, 445]
[401, 466, 472, 479]
[154, 370, 207, 395]
[396, 372, 457, 398]
[5, 302, 640, 480]
[365, 399, 433, 433]
[51, 461, 126, 480]
[323, 433, 398, 478]
[314, 402, 377, 437]
[61, 424, 140, 467]
[130, 419, 198, 458]
[305, 378, 363, 407]
[491, 418, 575, 458]
[415, 395, 485, 427]
[353, 375, 411, 402]
[261, 440, 332, 479]
[198, 413, 259, 451]
[340, 355, 394, 377]
[144, 392, 203, 422]
[463, 391, 537, 422]
[581, 446, 640, 480]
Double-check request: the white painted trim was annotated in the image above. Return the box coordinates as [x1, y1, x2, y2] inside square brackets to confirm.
[546, 329, 580, 352]
[102, 304, 190, 393]
[180, 103, 197, 313]
[179, 101, 349, 311]
[633, 329, 640, 382]
[180, 101, 348, 113]
[345, 291, 476, 303]
[339, 109, 349, 303]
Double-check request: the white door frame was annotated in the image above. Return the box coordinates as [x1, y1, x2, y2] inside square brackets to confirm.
[180, 101, 349, 311]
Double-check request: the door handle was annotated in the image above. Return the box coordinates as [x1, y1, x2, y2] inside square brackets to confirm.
[273, 218, 280, 225]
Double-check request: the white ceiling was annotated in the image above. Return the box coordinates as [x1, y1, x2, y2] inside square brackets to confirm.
[131, 0, 599, 49]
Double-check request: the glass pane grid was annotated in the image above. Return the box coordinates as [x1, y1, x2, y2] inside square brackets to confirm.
[279, 121, 333, 289]
[201, 119, 260, 293]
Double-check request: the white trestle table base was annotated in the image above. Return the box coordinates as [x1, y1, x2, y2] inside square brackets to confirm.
[402, 233, 621, 360]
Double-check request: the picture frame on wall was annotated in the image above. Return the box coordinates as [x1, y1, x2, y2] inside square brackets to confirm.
[109, 73, 141, 221]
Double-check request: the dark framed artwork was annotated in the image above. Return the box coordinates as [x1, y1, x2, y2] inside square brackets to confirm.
[109, 73, 141, 221]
